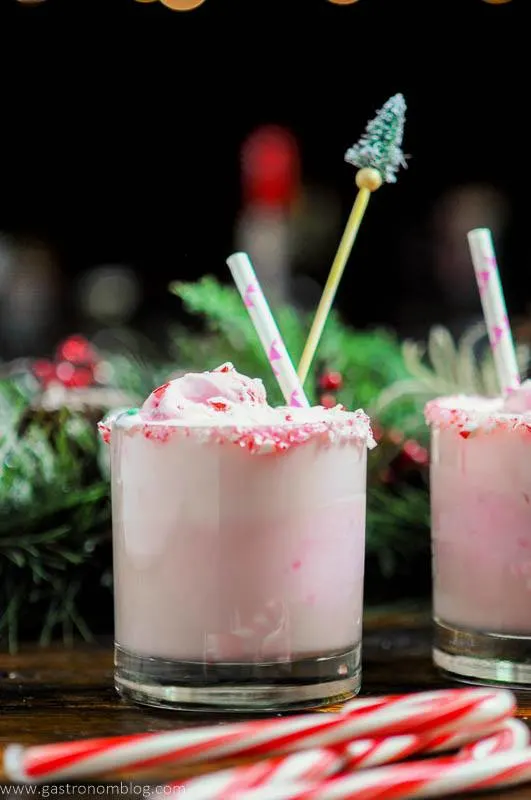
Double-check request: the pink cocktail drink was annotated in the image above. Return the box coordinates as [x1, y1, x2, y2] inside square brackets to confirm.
[101, 363, 374, 710]
[426, 390, 531, 686]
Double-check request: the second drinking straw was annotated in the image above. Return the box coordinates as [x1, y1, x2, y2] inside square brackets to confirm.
[227, 252, 309, 408]
[467, 228, 520, 396]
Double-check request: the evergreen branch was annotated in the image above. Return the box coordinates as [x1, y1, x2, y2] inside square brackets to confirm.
[0, 380, 112, 651]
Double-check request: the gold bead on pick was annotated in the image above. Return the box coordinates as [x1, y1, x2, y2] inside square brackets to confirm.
[356, 168, 383, 192]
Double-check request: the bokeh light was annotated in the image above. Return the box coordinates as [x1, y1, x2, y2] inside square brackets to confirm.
[159, 0, 206, 10]
[77, 266, 141, 325]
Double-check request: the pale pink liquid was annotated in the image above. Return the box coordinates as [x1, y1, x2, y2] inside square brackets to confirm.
[431, 426, 531, 634]
[111, 423, 367, 663]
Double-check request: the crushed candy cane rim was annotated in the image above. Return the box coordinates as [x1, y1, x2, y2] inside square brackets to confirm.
[98, 407, 376, 455]
[424, 395, 531, 437]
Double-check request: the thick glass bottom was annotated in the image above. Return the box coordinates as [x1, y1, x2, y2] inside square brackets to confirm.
[115, 643, 361, 712]
[433, 618, 531, 688]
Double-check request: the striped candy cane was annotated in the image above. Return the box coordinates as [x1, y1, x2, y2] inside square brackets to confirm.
[227, 747, 531, 800]
[344, 716, 530, 769]
[162, 719, 530, 799]
[175, 748, 343, 799]
[3, 688, 515, 783]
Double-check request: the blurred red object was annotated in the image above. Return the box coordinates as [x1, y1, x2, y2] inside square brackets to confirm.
[32, 335, 98, 389]
[242, 126, 300, 210]
[320, 393, 337, 409]
[319, 370, 343, 392]
[56, 334, 97, 367]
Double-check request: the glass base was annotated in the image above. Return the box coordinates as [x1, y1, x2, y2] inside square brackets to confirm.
[115, 643, 361, 712]
[433, 618, 531, 688]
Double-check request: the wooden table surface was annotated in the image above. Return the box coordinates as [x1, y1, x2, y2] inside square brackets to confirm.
[1, 608, 530, 797]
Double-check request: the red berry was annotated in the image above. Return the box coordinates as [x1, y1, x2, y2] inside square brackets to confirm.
[56, 363, 94, 388]
[55, 361, 76, 385]
[402, 439, 429, 465]
[68, 367, 94, 388]
[319, 371, 343, 392]
[33, 359, 57, 386]
[57, 335, 97, 366]
[320, 393, 337, 409]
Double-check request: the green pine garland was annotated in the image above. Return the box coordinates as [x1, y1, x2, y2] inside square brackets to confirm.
[0, 376, 111, 652]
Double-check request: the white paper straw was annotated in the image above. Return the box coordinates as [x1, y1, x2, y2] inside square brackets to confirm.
[227, 252, 309, 408]
[467, 228, 520, 396]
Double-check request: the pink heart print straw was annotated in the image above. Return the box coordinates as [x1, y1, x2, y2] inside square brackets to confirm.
[467, 228, 520, 396]
[3, 688, 515, 783]
[226, 252, 309, 408]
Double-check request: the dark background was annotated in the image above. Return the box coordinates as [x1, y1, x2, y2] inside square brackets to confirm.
[0, 0, 526, 358]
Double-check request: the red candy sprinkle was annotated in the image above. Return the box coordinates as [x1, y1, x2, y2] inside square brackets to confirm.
[143, 425, 171, 443]
[97, 423, 111, 444]
[459, 430, 471, 439]
[150, 383, 171, 408]
[209, 400, 228, 412]
[152, 383, 170, 399]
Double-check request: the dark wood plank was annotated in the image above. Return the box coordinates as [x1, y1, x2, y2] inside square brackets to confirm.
[1, 609, 530, 797]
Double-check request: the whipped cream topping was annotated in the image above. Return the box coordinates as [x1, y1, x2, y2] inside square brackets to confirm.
[99, 363, 376, 454]
[425, 381, 531, 437]
[141, 362, 268, 422]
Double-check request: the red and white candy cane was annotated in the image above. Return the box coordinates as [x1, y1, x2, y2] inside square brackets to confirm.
[230, 745, 531, 800]
[344, 716, 530, 769]
[174, 718, 530, 799]
[458, 718, 530, 760]
[339, 687, 515, 737]
[3, 688, 515, 783]
[173, 748, 343, 799]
